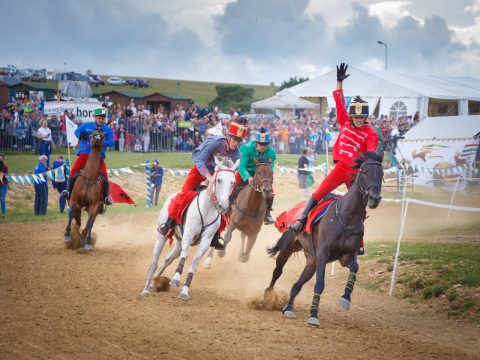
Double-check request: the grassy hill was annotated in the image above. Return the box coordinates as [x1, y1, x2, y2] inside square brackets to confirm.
[90, 76, 278, 108]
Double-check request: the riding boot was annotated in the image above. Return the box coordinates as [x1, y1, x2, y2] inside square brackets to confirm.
[60, 177, 75, 200]
[210, 233, 225, 250]
[264, 196, 275, 225]
[104, 180, 113, 205]
[158, 217, 176, 236]
[288, 196, 318, 234]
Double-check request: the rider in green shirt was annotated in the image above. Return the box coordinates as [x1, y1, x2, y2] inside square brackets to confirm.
[237, 127, 277, 225]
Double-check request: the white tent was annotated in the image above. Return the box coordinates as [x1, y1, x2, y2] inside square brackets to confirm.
[288, 66, 480, 119]
[396, 115, 480, 189]
[251, 89, 319, 119]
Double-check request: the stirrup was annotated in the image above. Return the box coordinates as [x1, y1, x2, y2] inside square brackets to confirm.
[210, 234, 225, 250]
[288, 220, 303, 233]
[357, 247, 365, 256]
[60, 190, 69, 199]
[105, 196, 113, 206]
[264, 214, 274, 225]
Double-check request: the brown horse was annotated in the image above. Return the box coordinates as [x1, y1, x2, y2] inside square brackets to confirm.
[204, 158, 274, 267]
[64, 128, 106, 251]
[265, 152, 384, 327]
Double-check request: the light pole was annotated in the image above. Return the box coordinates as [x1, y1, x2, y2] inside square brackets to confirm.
[377, 40, 387, 71]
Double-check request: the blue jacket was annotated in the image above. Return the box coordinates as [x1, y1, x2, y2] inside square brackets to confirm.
[192, 135, 241, 177]
[34, 162, 48, 183]
[151, 166, 164, 186]
[75, 122, 114, 159]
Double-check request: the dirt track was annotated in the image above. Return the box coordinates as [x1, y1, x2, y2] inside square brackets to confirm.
[1, 207, 480, 360]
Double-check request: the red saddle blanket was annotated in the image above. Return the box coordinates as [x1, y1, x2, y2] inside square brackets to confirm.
[275, 197, 338, 235]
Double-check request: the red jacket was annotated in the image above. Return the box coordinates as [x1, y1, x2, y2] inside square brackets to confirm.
[332, 89, 378, 167]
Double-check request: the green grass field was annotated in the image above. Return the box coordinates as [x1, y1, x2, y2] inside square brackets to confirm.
[4, 150, 327, 174]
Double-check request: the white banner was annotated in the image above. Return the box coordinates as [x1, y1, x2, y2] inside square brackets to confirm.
[44, 101, 102, 123]
[65, 115, 78, 147]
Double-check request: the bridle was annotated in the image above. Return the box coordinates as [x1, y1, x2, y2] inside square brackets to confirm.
[355, 160, 384, 201]
[249, 163, 273, 193]
[209, 167, 236, 209]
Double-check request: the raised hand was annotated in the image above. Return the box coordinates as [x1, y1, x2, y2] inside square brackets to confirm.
[336, 63, 350, 82]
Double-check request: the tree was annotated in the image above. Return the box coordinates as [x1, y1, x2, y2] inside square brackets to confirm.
[211, 85, 256, 112]
[279, 76, 309, 91]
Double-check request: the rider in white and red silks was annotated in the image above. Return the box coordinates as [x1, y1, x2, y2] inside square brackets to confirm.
[158, 117, 248, 250]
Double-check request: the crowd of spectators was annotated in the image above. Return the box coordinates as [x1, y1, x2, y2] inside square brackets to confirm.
[0, 96, 420, 156]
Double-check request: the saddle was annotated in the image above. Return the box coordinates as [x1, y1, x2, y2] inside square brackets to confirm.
[275, 193, 340, 234]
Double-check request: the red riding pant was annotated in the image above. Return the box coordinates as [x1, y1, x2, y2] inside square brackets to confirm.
[70, 154, 109, 181]
[312, 162, 357, 202]
[168, 165, 228, 234]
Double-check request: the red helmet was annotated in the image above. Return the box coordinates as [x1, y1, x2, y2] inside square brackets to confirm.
[227, 117, 247, 139]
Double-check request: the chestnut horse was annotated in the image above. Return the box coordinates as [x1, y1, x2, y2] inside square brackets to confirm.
[64, 128, 106, 251]
[204, 158, 273, 267]
[265, 152, 384, 327]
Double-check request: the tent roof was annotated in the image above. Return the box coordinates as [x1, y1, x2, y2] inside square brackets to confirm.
[402, 115, 480, 141]
[288, 66, 480, 101]
[251, 90, 319, 110]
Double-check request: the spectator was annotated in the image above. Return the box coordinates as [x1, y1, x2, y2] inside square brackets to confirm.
[117, 123, 126, 152]
[37, 118, 54, 167]
[297, 148, 310, 200]
[52, 155, 66, 213]
[0, 154, 8, 219]
[34, 155, 49, 216]
[150, 160, 164, 206]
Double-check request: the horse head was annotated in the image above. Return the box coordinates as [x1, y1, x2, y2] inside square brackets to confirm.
[253, 157, 273, 198]
[212, 157, 239, 214]
[90, 128, 106, 149]
[355, 152, 384, 209]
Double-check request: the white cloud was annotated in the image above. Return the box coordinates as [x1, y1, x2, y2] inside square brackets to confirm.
[367, 0, 423, 27]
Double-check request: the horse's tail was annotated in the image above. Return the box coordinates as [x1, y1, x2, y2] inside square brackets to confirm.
[267, 230, 296, 258]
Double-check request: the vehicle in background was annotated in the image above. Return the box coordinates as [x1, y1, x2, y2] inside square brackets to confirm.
[107, 76, 126, 86]
[88, 75, 105, 86]
[134, 79, 150, 88]
[46, 69, 55, 80]
[31, 70, 46, 82]
[125, 78, 137, 86]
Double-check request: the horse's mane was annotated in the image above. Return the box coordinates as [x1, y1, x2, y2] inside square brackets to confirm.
[353, 151, 384, 168]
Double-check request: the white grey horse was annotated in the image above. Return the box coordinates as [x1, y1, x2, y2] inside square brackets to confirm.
[141, 157, 239, 301]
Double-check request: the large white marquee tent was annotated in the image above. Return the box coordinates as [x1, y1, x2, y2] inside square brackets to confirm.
[287, 66, 480, 119]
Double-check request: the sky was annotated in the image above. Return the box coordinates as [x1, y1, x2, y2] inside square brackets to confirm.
[1, 0, 480, 85]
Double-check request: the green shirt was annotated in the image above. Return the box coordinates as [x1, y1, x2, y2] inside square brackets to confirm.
[238, 141, 277, 182]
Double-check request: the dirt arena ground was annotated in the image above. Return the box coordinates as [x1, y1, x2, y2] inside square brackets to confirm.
[1, 200, 480, 360]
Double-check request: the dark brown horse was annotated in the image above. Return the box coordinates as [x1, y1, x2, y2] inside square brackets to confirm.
[265, 152, 383, 327]
[204, 158, 274, 267]
[64, 128, 106, 251]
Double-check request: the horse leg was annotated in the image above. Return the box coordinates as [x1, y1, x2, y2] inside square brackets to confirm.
[265, 243, 295, 294]
[178, 234, 212, 302]
[153, 238, 182, 280]
[64, 207, 75, 243]
[203, 248, 215, 270]
[84, 209, 99, 251]
[238, 231, 246, 260]
[218, 224, 234, 258]
[169, 232, 194, 287]
[306, 253, 328, 327]
[283, 250, 317, 319]
[140, 234, 168, 297]
[339, 257, 359, 310]
[239, 232, 257, 263]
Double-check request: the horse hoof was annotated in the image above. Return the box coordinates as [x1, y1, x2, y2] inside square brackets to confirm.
[84, 244, 93, 251]
[283, 310, 296, 319]
[178, 292, 189, 302]
[239, 254, 249, 263]
[140, 289, 150, 298]
[338, 297, 351, 310]
[169, 279, 180, 287]
[64, 235, 71, 243]
[307, 317, 320, 328]
[217, 250, 226, 258]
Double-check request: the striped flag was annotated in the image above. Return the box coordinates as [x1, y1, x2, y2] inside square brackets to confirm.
[460, 142, 479, 159]
[66, 115, 78, 147]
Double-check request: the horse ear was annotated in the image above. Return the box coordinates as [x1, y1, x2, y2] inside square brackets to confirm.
[253, 158, 259, 166]
[214, 156, 222, 168]
[268, 158, 272, 164]
[233, 159, 240, 171]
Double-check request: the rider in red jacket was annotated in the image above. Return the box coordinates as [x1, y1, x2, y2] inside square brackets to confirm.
[289, 63, 379, 254]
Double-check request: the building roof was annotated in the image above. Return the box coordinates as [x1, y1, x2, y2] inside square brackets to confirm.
[159, 92, 190, 100]
[289, 66, 480, 101]
[402, 115, 480, 141]
[11, 82, 57, 90]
